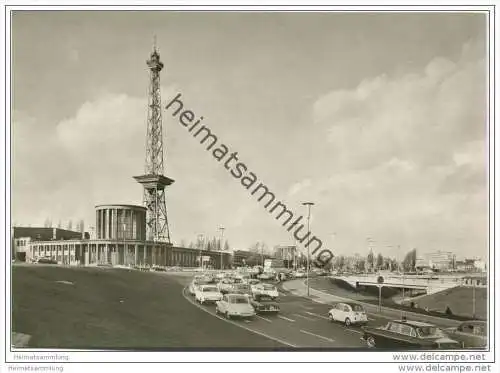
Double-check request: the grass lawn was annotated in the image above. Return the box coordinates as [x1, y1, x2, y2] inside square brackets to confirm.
[407, 286, 487, 320]
[12, 265, 283, 349]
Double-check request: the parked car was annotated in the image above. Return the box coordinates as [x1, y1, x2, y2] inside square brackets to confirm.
[444, 320, 487, 348]
[328, 302, 368, 326]
[361, 320, 462, 349]
[215, 293, 256, 319]
[194, 284, 223, 305]
[36, 258, 58, 264]
[251, 283, 279, 300]
[250, 294, 280, 314]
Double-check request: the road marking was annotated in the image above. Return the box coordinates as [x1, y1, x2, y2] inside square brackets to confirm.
[293, 313, 315, 321]
[311, 299, 327, 304]
[304, 311, 330, 320]
[244, 320, 251, 323]
[182, 287, 296, 347]
[278, 315, 296, 322]
[300, 329, 335, 343]
[256, 315, 272, 323]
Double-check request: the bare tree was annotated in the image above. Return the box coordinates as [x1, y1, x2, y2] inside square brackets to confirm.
[367, 249, 375, 272]
[376, 253, 384, 270]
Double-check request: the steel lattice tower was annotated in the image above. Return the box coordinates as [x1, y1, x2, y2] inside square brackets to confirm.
[134, 44, 174, 243]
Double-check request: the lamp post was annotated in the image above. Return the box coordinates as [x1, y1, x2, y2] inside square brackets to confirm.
[197, 233, 204, 270]
[302, 202, 315, 297]
[472, 279, 476, 319]
[398, 244, 406, 319]
[219, 226, 225, 270]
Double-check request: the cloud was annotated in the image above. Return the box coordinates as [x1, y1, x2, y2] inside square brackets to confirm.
[314, 41, 486, 172]
[304, 40, 487, 257]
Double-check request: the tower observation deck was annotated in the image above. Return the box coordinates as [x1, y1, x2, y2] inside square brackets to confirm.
[134, 44, 174, 243]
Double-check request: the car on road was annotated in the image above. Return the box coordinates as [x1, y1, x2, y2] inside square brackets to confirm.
[188, 276, 212, 295]
[195, 284, 223, 304]
[188, 281, 198, 296]
[444, 320, 487, 348]
[361, 319, 462, 349]
[232, 283, 252, 297]
[251, 283, 279, 300]
[250, 294, 280, 314]
[292, 271, 307, 278]
[215, 293, 256, 319]
[245, 279, 261, 286]
[215, 272, 226, 280]
[257, 272, 275, 280]
[217, 278, 236, 294]
[328, 302, 368, 326]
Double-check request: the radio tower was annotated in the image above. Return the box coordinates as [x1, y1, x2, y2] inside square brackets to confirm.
[134, 39, 174, 243]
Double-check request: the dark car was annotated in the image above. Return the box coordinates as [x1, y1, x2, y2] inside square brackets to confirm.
[361, 319, 462, 349]
[250, 294, 280, 314]
[444, 320, 487, 348]
[36, 258, 58, 264]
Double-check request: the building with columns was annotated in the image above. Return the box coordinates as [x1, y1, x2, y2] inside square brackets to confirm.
[26, 204, 231, 269]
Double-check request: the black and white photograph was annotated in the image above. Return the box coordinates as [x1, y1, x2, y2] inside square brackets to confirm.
[2, 2, 497, 372]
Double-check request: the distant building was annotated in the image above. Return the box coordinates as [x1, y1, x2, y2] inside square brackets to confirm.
[455, 259, 475, 272]
[415, 256, 429, 269]
[20, 205, 231, 268]
[473, 259, 487, 272]
[427, 250, 456, 271]
[273, 245, 297, 267]
[12, 226, 84, 262]
[232, 250, 271, 267]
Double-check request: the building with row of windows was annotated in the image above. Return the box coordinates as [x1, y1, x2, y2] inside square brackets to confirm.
[414, 251, 486, 272]
[13, 204, 231, 269]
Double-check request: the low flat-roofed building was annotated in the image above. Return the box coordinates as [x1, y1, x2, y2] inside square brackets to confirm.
[12, 226, 84, 261]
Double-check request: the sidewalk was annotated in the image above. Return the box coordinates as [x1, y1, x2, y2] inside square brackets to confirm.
[282, 279, 461, 328]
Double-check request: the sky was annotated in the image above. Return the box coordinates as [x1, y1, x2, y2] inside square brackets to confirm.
[11, 11, 488, 260]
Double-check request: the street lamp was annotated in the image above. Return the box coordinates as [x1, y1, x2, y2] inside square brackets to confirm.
[197, 233, 204, 270]
[397, 244, 406, 319]
[302, 201, 315, 297]
[219, 226, 225, 270]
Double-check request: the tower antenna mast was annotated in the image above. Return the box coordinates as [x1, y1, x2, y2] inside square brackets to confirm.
[134, 40, 174, 243]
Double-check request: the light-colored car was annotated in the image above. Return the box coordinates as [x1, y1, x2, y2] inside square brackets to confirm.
[257, 272, 275, 280]
[328, 302, 368, 326]
[188, 281, 199, 296]
[251, 283, 279, 300]
[293, 271, 307, 278]
[195, 285, 222, 304]
[215, 293, 256, 319]
[444, 320, 487, 348]
[217, 278, 235, 293]
[215, 272, 226, 280]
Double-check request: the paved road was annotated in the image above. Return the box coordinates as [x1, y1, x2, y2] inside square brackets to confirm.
[178, 276, 392, 348]
[284, 278, 462, 329]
